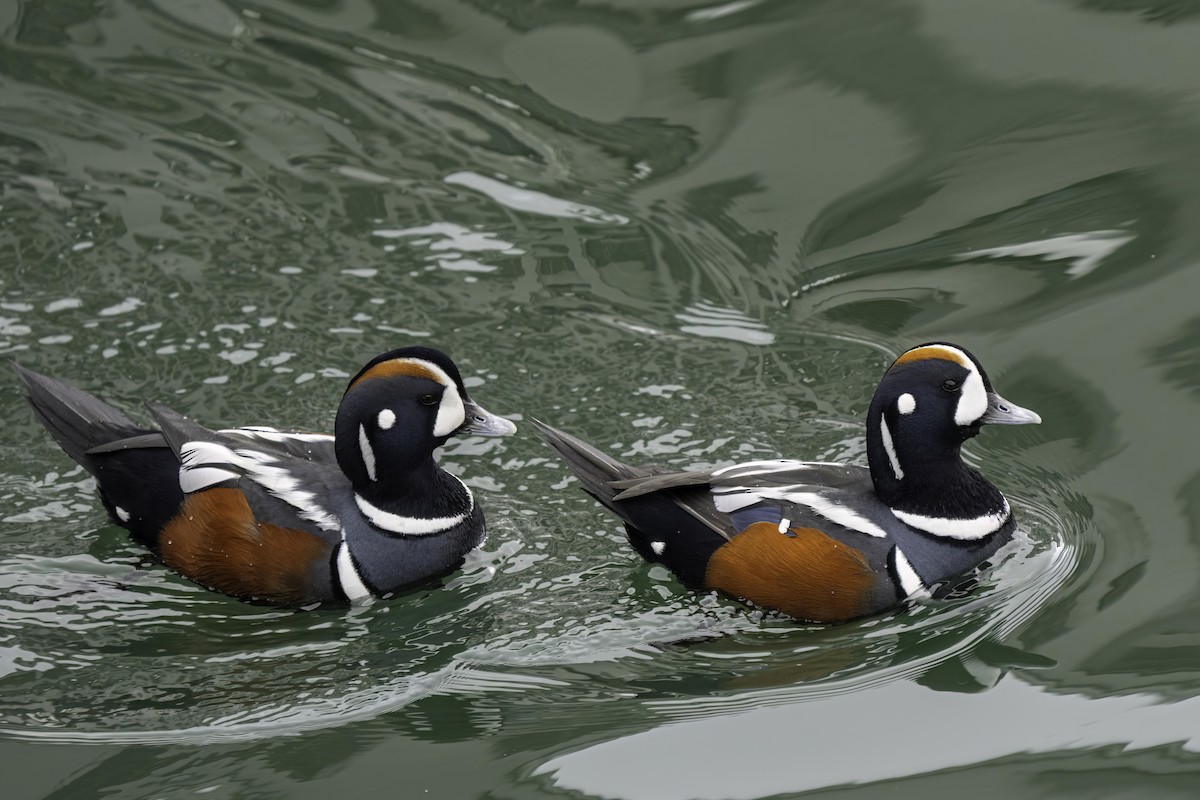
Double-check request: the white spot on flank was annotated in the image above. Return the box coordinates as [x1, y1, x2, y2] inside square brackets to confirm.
[359, 424, 377, 482]
[892, 500, 1011, 540]
[778, 518, 791, 533]
[650, 541, 666, 555]
[879, 414, 904, 481]
[898, 393, 916, 415]
[115, 506, 131, 522]
[377, 408, 396, 430]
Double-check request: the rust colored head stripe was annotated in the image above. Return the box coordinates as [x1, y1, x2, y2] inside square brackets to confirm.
[892, 345, 968, 368]
[348, 359, 445, 391]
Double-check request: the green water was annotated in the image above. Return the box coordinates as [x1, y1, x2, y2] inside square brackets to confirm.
[3, 0, 1200, 797]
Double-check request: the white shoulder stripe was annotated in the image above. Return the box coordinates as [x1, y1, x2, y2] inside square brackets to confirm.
[336, 541, 374, 603]
[893, 547, 928, 598]
[891, 500, 1010, 540]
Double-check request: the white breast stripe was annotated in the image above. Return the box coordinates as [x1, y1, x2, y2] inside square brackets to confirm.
[336, 541, 374, 603]
[891, 500, 1010, 540]
[359, 424, 377, 482]
[179, 440, 341, 531]
[893, 547, 928, 598]
[880, 414, 904, 481]
[355, 492, 471, 535]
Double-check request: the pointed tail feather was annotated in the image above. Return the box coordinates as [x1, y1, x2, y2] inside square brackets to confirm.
[14, 364, 154, 471]
[529, 419, 651, 512]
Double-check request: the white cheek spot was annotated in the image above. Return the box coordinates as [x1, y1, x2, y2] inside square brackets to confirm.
[897, 393, 916, 415]
[650, 541, 666, 555]
[879, 414, 904, 481]
[359, 424, 377, 482]
[955, 368, 988, 426]
[115, 506, 131, 522]
[433, 386, 466, 438]
[377, 409, 396, 430]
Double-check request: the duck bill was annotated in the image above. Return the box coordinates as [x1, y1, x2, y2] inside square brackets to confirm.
[460, 399, 517, 436]
[980, 391, 1042, 425]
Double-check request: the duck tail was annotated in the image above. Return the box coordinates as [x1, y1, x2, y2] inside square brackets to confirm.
[13, 364, 153, 472]
[529, 419, 651, 513]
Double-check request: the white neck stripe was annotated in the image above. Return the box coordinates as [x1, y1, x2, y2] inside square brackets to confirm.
[891, 500, 1010, 540]
[359, 424, 377, 482]
[354, 492, 471, 535]
[880, 413, 904, 481]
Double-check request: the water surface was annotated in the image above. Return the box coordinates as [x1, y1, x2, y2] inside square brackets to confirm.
[3, 1, 1200, 797]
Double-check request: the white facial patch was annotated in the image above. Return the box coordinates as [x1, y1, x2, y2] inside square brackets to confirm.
[359, 424, 377, 482]
[897, 393, 916, 415]
[955, 366, 988, 426]
[433, 386, 465, 438]
[377, 409, 396, 430]
[879, 413, 904, 481]
[395, 358, 465, 438]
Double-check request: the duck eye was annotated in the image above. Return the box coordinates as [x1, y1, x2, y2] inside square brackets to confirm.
[419, 393, 439, 406]
[942, 379, 960, 392]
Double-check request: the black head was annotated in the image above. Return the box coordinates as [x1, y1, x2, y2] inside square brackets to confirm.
[866, 343, 1039, 504]
[334, 346, 516, 492]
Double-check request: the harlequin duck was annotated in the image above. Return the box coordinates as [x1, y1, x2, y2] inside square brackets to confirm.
[16, 346, 516, 607]
[533, 342, 1040, 623]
